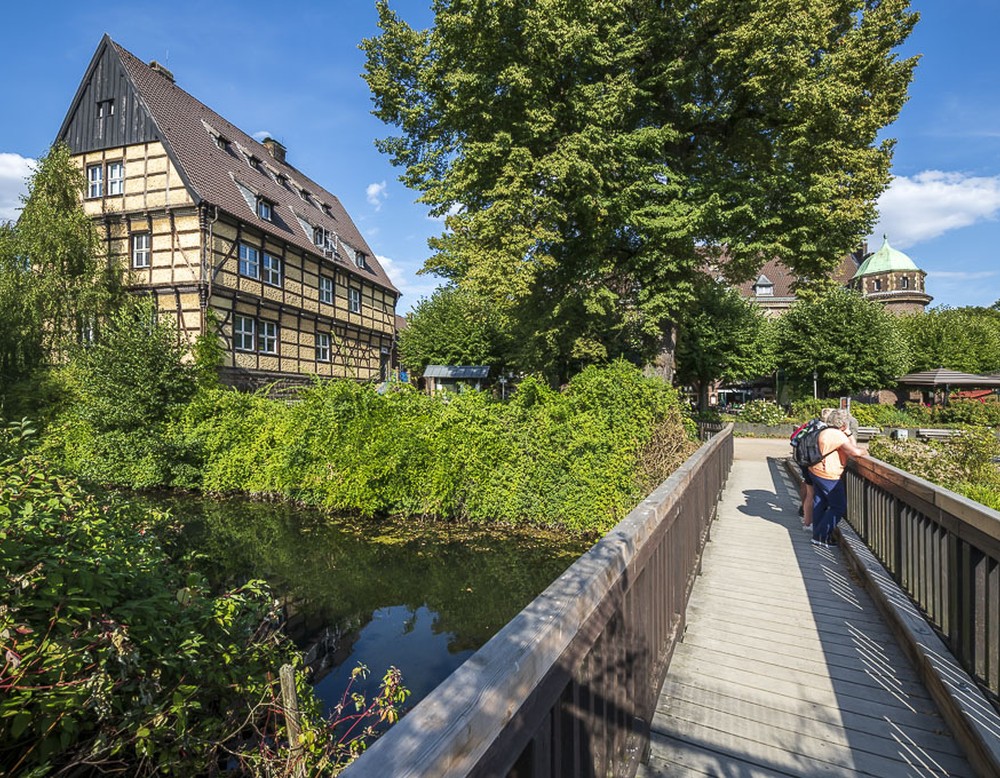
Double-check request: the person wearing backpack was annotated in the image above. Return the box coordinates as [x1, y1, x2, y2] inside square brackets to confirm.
[808, 408, 867, 548]
[790, 408, 836, 531]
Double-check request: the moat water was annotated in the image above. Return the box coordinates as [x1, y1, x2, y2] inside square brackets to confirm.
[141, 493, 591, 715]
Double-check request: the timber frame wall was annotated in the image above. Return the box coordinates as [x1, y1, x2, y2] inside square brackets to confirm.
[79, 145, 395, 385]
[60, 36, 398, 389]
[340, 427, 734, 778]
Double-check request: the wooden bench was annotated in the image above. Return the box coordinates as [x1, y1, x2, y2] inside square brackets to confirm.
[916, 428, 960, 440]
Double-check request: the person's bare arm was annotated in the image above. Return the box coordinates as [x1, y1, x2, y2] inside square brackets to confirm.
[841, 433, 867, 458]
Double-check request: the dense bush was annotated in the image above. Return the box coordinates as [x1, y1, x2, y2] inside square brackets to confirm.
[169, 361, 695, 533]
[849, 403, 918, 428]
[788, 398, 828, 421]
[0, 425, 407, 776]
[869, 427, 1000, 511]
[935, 399, 1000, 427]
[739, 399, 786, 425]
[44, 298, 197, 488]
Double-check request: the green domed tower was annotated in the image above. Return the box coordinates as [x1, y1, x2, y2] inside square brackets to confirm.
[848, 236, 932, 314]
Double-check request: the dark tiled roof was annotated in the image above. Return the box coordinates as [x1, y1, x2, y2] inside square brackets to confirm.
[111, 39, 398, 295]
[734, 254, 860, 299]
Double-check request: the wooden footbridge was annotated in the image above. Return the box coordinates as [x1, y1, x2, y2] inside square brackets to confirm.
[342, 428, 1000, 777]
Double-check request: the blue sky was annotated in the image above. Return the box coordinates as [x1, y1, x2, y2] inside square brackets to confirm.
[1, 0, 997, 312]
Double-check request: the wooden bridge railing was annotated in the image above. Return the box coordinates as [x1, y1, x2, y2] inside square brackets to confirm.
[845, 456, 1000, 702]
[341, 425, 734, 778]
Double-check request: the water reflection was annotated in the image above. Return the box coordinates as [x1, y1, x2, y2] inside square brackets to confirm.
[135, 493, 589, 713]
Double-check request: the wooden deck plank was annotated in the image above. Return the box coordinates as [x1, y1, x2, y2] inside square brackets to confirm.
[639, 438, 974, 778]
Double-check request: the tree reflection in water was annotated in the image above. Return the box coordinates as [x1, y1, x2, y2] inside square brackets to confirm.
[134, 493, 589, 712]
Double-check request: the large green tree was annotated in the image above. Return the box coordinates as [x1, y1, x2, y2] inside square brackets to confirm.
[363, 0, 918, 380]
[896, 306, 1000, 374]
[674, 279, 775, 410]
[777, 287, 909, 396]
[398, 285, 509, 374]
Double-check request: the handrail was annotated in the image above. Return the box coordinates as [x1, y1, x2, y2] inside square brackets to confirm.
[845, 456, 1000, 701]
[341, 425, 734, 778]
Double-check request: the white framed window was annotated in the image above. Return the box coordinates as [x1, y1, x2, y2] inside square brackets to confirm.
[107, 162, 124, 195]
[131, 232, 151, 268]
[234, 315, 255, 351]
[215, 134, 230, 152]
[86, 164, 103, 198]
[873, 278, 882, 292]
[901, 276, 910, 290]
[239, 243, 260, 279]
[355, 252, 368, 269]
[313, 226, 326, 247]
[319, 276, 334, 304]
[258, 320, 278, 354]
[97, 99, 114, 118]
[262, 253, 282, 287]
[258, 198, 272, 221]
[348, 287, 361, 313]
[316, 332, 330, 362]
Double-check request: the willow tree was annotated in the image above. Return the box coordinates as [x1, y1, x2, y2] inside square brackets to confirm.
[363, 0, 917, 381]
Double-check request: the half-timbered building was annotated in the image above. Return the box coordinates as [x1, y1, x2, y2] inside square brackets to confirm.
[57, 35, 398, 388]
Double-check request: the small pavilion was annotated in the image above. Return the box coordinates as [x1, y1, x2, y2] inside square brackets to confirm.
[895, 367, 1000, 405]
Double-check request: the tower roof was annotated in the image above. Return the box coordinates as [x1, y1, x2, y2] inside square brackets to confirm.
[852, 236, 920, 279]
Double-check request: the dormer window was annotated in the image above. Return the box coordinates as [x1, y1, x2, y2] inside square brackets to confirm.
[321, 202, 332, 217]
[257, 197, 273, 221]
[752, 274, 773, 297]
[277, 174, 288, 189]
[300, 189, 311, 203]
[248, 155, 262, 171]
[215, 135, 230, 152]
[313, 226, 326, 247]
[355, 252, 368, 269]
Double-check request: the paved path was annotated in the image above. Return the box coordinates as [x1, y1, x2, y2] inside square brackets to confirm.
[638, 438, 974, 777]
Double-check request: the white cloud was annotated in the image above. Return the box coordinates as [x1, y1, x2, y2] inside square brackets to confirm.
[252, 130, 273, 142]
[0, 153, 36, 223]
[870, 170, 1000, 247]
[931, 270, 998, 281]
[377, 253, 443, 312]
[366, 181, 388, 210]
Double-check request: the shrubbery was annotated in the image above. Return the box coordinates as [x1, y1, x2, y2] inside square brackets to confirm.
[869, 427, 1000, 511]
[168, 361, 695, 533]
[41, 359, 695, 534]
[739, 399, 786, 425]
[0, 424, 407, 775]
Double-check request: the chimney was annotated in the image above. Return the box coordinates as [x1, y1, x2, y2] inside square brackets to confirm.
[262, 137, 286, 164]
[149, 60, 175, 83]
